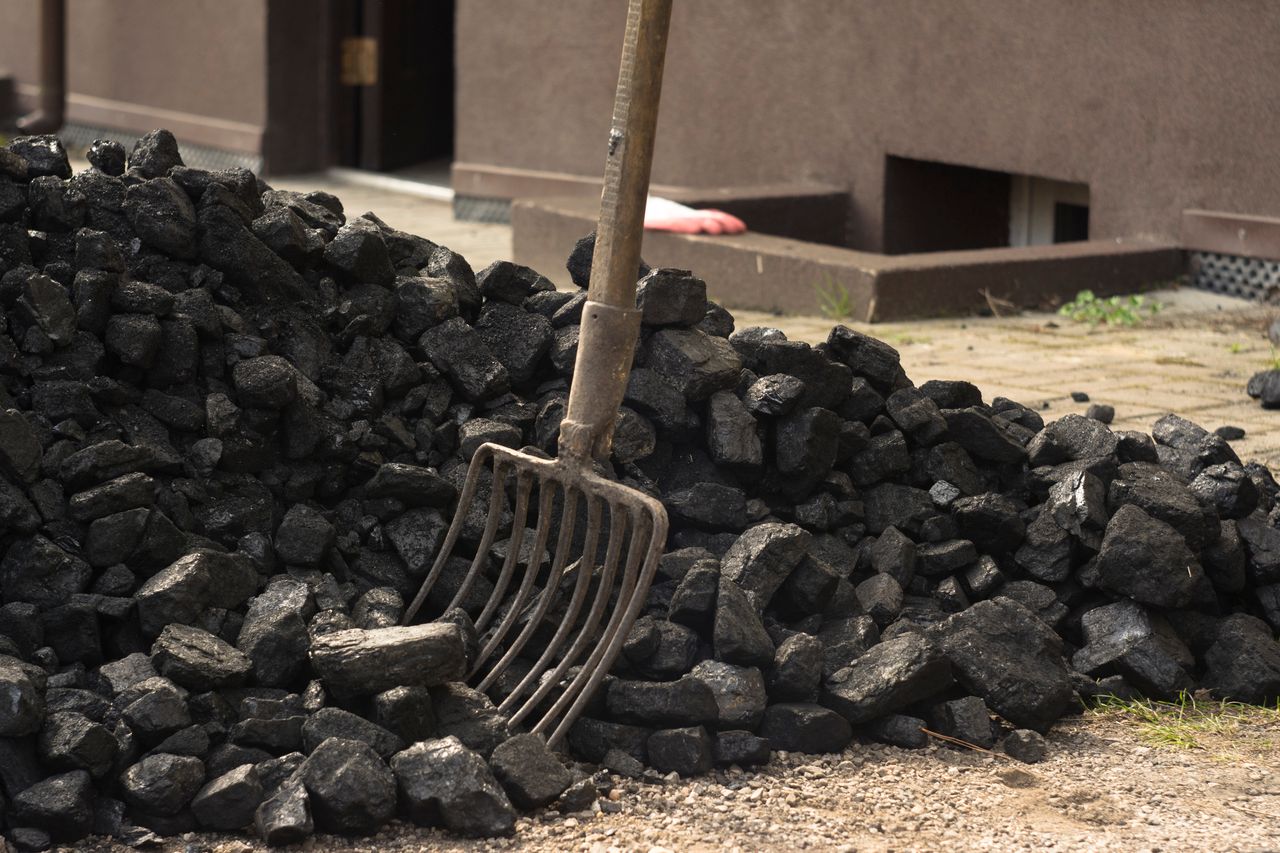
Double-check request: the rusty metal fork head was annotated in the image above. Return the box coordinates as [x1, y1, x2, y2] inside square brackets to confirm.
[401, 441, 668, 748]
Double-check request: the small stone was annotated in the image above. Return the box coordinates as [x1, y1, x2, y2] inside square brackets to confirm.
[1002, 729, 1047, 763]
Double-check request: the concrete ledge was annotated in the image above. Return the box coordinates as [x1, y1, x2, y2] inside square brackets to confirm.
[454, 161, 849, 245]
[513, 195, 1184, 322]
[1182, 209, 1280, 261]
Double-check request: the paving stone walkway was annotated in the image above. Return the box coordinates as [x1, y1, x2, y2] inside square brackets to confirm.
[273, 175, 1280, 469]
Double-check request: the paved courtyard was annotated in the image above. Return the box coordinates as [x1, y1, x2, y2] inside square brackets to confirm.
[274, 173, 1280, 469]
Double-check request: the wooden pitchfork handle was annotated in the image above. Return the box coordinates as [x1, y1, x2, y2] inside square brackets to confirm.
[558, 0, 673, 465]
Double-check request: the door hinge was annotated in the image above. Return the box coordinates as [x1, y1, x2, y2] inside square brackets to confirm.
[341, 37, 378, 86]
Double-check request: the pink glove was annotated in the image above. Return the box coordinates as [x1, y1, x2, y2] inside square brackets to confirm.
[644, 197, 747, 235]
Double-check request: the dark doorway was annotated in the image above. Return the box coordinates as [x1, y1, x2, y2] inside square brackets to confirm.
[882, 156, 1012, 255]
[336, 0, 454, 172]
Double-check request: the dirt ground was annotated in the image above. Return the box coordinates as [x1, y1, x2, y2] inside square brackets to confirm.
[70, 699, 1279, 853]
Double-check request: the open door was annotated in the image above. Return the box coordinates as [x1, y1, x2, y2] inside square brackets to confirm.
[336, 0, 454, 172]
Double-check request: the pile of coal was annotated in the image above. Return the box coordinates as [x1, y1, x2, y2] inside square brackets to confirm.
[1, 130, 1279, 848]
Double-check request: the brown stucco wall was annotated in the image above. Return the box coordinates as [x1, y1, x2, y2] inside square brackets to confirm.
[456, 0, 1280, 252]
[0, 0, 268, 151]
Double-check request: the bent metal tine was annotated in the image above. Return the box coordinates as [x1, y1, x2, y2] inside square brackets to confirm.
[476, 493, 602, 689]
[471, 470, 535, 632]
[507, 503, 633, 728]
[499, 505, 628, 722]
[402, 442, 494, 625]
[442, 456, 512, 614]
[469, 485, 579, 678]
[542, 499, 667, 748]
[468, 479, 558, 674]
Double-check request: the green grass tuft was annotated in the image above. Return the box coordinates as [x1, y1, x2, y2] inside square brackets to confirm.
[1088, 691, 1280, 751]
[814, 272, 853, 320]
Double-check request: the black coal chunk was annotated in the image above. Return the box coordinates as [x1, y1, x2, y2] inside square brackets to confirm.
[124, 177, 198, 258]
[420, 316, 511, 402]
[10, 769, 95, 841]
[636, 268, 707, 327]
[120, 753, 206, 816]
[1094, 504, 1204, 608]
[475, 301, 553, 384]
[254, 778, 314, 844]
[1202, 614, 1280, 705]
[191, 764, 264, 831]
[128, 129, 184, 178]
[647, 726, 713, 776]
[488, 733, 572, 809]
[758, 703, 852, 754]
[712, 730, 771, 766]
[644, 328, 743, 401]
[392, 735, 516, 837]
[821, 633, 951, 724]
[151, 624, 252, 691]
[10, 135, 72, 179]
[824, 325, 906, 391]
[928, 598, 1074, 733]
[324, 219, 396, 286]
[299, 737, 396, 835]
[767, 633, 823, 702]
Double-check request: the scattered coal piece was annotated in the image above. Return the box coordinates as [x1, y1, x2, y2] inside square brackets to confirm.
[1085, 403, 1115, 424]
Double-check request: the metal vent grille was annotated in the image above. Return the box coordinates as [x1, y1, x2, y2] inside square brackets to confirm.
[453, 195, 511, 224]
[1190, 251, 1280, 301]
[57, 123, 262, 173]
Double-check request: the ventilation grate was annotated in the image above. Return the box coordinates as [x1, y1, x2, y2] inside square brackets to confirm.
[1189, 251, 1280, 302]
[453, 195, 511, 224]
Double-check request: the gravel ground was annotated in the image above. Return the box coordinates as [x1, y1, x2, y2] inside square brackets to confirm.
[68, 706, 1279, 853]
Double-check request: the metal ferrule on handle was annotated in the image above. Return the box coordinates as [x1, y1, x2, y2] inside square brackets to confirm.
[560, 0, 673, 464]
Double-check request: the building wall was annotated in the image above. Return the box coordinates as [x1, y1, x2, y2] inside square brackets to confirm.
[0, 0, 268, 153]
[456, 0, 1280, 252]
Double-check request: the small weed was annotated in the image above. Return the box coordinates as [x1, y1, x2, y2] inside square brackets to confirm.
[814, 273, 853, 320]
[1229, 342, 1246, 354]
[1058, 290, 1162, 326]
[1088, 691, 1280, 750]
[1266, 344, 1280, 371]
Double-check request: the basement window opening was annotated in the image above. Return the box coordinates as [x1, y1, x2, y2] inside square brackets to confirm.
[883, 155, 1090, 254]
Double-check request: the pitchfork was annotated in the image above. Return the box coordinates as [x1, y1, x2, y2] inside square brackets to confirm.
[403, 0, 673, 748]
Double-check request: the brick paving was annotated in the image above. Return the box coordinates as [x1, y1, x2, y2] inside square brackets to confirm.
[272, 175, 1280, 469]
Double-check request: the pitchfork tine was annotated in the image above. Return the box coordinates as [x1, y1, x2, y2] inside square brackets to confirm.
[544, 504, 666, 747]
[470, 486, 578, 680]
[442, 458, 510, 615]
[477, 493, 601, 690]
[504, 505, 628, 726]
[402, 444, 493, 625]
[472, 470, 535, 632]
